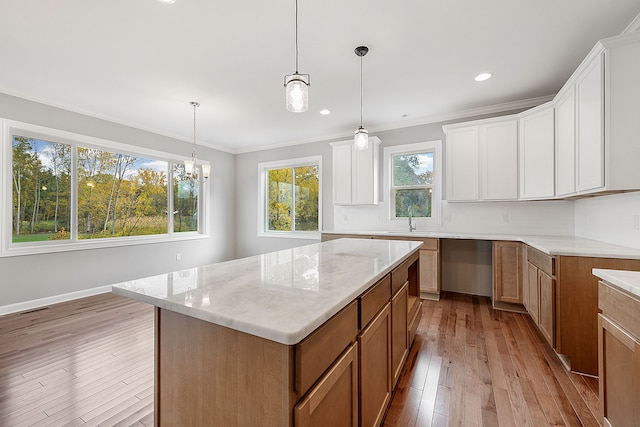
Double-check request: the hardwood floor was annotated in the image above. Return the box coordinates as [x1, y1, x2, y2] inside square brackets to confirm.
[0, 291, 599, 426]
[383, 292, 600, 427]
[0, 293, 154, 426]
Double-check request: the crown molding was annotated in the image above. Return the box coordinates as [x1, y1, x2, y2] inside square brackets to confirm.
[622, 12, 640, 34]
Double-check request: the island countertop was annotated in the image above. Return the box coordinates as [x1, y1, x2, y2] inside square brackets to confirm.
[111, 238, 422, 345]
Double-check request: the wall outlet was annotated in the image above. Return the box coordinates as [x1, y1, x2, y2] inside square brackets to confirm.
[634, 215, 640, 230]
[443, 215, 451, 223]
[176, 253, 182, 261]
[501, 214, 510, 224]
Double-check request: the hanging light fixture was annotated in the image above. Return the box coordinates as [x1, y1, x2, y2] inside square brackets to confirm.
[184, 101, 210, 182]
[284, 0, 309, 112]
[354, 45, 369, 150]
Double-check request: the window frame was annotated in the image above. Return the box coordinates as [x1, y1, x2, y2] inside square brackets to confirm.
[1, 118, 210, 257]
[257, 156, 322, 240]
[383, 140, 442, 225]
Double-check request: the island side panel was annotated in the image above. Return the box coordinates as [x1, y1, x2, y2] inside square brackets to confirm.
[154, 307, 298, 427]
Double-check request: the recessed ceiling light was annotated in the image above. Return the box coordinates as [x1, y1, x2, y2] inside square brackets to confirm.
[157, 0, 176, 4]
[320, 109, 331, 115]
[475, 73, 492, 82]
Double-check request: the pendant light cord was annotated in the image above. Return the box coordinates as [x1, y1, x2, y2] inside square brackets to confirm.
[360, 54, 363, 128]
[192, 102, 198, 160]
[295, 0, 299, 73]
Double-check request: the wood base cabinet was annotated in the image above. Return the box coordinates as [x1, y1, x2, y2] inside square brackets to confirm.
[598, 279, 640, 427]
[524, 247, 555, 347]
[295, 343, 359, 427]
[358, 304, 392, 427]
[492, 241, 523, 307]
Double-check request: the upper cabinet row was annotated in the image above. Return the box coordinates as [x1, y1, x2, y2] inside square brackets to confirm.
[444, 31, 640, 202]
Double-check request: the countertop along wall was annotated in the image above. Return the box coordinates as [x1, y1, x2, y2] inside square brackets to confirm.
[0, 93, 236, 311]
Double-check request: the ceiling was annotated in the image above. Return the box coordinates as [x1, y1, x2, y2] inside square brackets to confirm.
[1, 1, 639, 153]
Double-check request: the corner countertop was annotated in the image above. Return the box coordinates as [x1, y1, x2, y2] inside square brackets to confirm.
[593, 269, 640, 299]
[321, 230, 640, 260]
[111, 238, 422, 345]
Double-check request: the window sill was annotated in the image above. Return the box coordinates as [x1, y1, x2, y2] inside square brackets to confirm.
[1, 233, 209, 258]
[257, 231, 321, 240]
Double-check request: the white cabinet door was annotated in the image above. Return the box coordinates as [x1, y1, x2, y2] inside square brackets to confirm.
[445, 126, 479, 201]
[555, 87, 576, 197]
[331, 138, 380, 205]
[519, 104, 555, 199]
[352, 143, 378, 204]
[576, 53, 604, 192]
[332, 143, 353, 205]
[481, 119, 518, 200]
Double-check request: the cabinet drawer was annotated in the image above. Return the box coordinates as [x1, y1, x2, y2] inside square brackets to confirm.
[391, 251, 419, 295]
[360, 275, 391, 329]
[295, 300, 358, 395]
[527, 246, 555, 276]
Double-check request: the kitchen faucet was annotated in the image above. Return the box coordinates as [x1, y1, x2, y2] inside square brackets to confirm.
[408, 208, 417, 232]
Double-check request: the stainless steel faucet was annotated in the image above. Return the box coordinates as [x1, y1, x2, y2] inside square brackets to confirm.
[408, 209, 417, 232]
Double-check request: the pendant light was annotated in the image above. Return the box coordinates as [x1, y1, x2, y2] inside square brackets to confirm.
[184, 101, 210, 182]
[354, 46, 369, 150]
[284, 0, 310, 112]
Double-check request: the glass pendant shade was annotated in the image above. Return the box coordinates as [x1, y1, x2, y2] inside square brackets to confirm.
[201, 164, 211, 179]
[285, 74, 309, 112]
[354, 127, 369, 150]
[184, 158, 195, 176]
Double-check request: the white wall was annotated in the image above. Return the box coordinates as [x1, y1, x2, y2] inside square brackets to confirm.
[575, 191, 640, 248]
[0, 93, 236, 310]
[234, 108, 579, 258]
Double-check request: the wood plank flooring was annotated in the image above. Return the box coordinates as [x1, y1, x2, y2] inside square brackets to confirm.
[383, 292, 600, 427]
[0, 293, 154, 426]
[0, 291, 600, 426]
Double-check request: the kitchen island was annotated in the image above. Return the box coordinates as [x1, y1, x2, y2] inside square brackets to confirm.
[112, 238, 423, 426]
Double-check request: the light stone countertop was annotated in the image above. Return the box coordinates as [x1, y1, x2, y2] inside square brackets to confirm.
[111, 238, 422, 345]
[322, 230, 640, 260]
[592, 269, 640, 299]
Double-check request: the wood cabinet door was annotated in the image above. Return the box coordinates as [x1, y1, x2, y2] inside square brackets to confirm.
[358, 303, 391, 427]
[492, 241, 523, 304]
[598, 315, 640, 427]
[295, 342, 359, 427]
[419, 249, 439, 294]
[391, 282, 408, 388]
[446, 126, 480, 201]
[526, 262, 539, 324]
[538, 270, 555, 347]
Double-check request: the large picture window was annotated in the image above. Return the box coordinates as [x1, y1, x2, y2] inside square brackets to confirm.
[3, 120, 208, 256]
[258, 156, 321, 238]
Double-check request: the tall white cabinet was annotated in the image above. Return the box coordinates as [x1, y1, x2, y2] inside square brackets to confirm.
[518, 102, 555, 200]
[331, 137, 381, 205]
[444, 116, 518, 202]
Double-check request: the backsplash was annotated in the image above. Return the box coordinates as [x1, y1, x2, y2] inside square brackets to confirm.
[575, 192, 640, 249]
[333, 199, 575, 236]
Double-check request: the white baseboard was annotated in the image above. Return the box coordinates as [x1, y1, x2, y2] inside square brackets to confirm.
[0, 285, 112, 316]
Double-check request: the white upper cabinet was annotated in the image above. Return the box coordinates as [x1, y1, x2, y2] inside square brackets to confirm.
[575, 52, 604, 193]
[445, 126, 479, 201]
[444, 116, 518, 201]
[555, 86, 576, 197]
[482, 120, 519, 200]
[519, 103, 555, 200]
[331, 137, 381, 205]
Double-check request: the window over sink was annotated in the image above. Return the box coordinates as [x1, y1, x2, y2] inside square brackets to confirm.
[384, 141, 442, 225]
